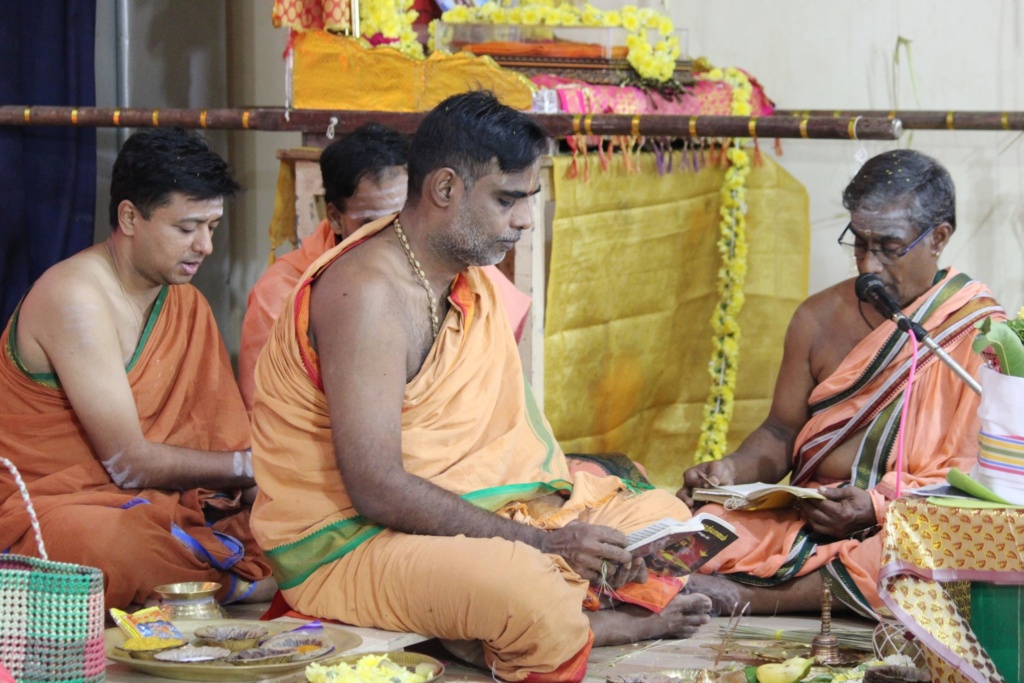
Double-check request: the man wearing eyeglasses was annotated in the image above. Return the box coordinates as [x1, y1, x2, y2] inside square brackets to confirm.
[677, 149, 1005, 619]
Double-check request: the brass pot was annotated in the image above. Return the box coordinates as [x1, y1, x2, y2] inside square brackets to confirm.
[153, 581, 227, 620]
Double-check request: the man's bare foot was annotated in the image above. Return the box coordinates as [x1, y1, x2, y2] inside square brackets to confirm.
[588, 593, 712, 646]
[685, 572, 841, 616]
[684, 574, 753, 616]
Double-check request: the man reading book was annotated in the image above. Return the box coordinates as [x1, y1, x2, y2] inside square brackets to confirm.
[677, 150, 1005, 618]
[250, 93, 713, 683]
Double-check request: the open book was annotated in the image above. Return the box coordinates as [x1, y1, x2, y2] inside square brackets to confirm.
[692, 482, 825, 511]
[625, 513, 738, 578]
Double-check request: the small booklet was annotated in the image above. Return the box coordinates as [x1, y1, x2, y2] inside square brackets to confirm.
[691, 482, 825, 511]
[625, 513, 738, 578]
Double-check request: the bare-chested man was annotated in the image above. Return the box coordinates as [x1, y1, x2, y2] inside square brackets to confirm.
[678, 149, 1004, 618]
[0, 128, 274, 609]
[250, 92, 712, 681]
[237, 123, 531, 414]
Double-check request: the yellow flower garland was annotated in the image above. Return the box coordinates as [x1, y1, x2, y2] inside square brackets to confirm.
[694, 66, 754, 463]
[429, 0, 679, 83]
[359, 0, 423, 59]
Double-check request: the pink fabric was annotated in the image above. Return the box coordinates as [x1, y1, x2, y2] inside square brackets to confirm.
[482, 265, 531, 343]
[531, 73, 775, 118]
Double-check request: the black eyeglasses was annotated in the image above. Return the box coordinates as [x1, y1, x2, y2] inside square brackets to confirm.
[837, 223, 938, 263]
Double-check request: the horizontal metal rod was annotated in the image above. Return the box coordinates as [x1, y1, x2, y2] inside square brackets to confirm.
[0, 106, 902, 140]
[775, 109, 1024, 131]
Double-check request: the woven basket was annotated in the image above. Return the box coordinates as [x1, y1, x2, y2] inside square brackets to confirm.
[0, 457, 106, 683]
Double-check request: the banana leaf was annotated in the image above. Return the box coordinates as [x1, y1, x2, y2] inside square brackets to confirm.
[972, 316, 1024, 378]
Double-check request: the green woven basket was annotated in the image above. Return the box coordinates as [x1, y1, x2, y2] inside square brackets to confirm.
[0, 456, 106, 683]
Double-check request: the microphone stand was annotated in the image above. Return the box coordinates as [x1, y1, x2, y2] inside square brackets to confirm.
[892, 315, 983, 396]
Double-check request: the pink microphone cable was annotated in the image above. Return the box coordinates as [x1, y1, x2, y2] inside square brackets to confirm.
[894, 333, 921, 497]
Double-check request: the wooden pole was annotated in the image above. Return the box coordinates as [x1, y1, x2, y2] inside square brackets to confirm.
[0, 106, 902, 140]
[774, 109, 1024, 131]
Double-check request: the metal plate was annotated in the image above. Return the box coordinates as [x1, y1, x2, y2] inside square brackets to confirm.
[105, 619, 362, 682]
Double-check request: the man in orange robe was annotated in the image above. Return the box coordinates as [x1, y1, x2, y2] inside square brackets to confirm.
[238, 123, 531, 413]
[0, 129, 273, 609]
[250, 93, 712, 683]
[679, 150, 1004, 617]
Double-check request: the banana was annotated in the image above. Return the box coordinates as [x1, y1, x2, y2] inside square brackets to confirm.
[754, 656, 814, 683]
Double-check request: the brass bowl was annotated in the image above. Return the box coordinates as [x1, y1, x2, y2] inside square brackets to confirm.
[154, 581, 221, 600]
[153, 582, 226, 620]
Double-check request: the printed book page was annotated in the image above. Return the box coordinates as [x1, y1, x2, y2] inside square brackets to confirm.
[624, 514, 738, 577]
[692, 482, 825, 511]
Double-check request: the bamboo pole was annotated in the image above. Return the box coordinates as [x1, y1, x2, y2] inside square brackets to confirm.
[0, 106, 902, 140]
[774, 109, 1024, 131]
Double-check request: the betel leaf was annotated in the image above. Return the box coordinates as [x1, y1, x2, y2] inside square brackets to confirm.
[973, 316, 1024, 377]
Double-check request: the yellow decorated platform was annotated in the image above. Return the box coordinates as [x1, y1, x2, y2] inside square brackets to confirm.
[292, 31, 533, 112]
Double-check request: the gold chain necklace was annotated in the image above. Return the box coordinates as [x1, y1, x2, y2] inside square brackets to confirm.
[393, 218, 439, 338]
[105, 241, 142, 337]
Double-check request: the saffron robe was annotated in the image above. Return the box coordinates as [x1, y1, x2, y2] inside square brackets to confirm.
[0, 284, 272, 609]
[238, 217, 532, 413]
[698, 269, 1004, 616]
[250, 218, 691, 682]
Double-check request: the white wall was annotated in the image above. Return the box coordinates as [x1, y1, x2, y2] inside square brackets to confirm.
[664, 0, 1024, 312]
[91, 1, 279, 362]
[225, 3, 301, 360]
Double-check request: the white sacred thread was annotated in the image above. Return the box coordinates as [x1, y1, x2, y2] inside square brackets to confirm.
[233, 449, 254, 478]
[102, 450, 143, 488]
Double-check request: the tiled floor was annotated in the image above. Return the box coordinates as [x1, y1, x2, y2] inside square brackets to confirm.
[104, 603, 876, 683]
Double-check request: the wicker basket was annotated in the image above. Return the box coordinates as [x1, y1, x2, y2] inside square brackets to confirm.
[0, 457, 106, 683]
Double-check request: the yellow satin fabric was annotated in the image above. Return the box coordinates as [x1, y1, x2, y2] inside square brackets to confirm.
[292, 32, 533, 112]
[267, 158, 298, 266]
[545, 153, 809, 488]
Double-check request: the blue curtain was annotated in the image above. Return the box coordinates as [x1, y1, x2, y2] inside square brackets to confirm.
[0, 1, 97, 322]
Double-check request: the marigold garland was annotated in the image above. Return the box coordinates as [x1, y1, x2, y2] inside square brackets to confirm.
[694, 66, 754, 463]
[359, 0, 423, 58]
[429, 0, 679, 83]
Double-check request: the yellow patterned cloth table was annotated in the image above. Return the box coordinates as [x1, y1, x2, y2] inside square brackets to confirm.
[879, 498, 1024, 683]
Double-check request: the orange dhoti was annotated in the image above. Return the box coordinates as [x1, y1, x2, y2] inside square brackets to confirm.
[286, 479, 688, 682]
[250, 218, 689, 682]
[0, 285, 272, 609]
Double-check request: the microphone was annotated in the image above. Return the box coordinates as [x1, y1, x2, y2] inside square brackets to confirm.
[853, 273, 981, 395]
[855, 274, 927, 340]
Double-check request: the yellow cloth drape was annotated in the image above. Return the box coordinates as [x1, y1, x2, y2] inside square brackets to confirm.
[545, 153, 809, 489]
[292, 31, 533, 112]
[268, 158, 298, 266]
